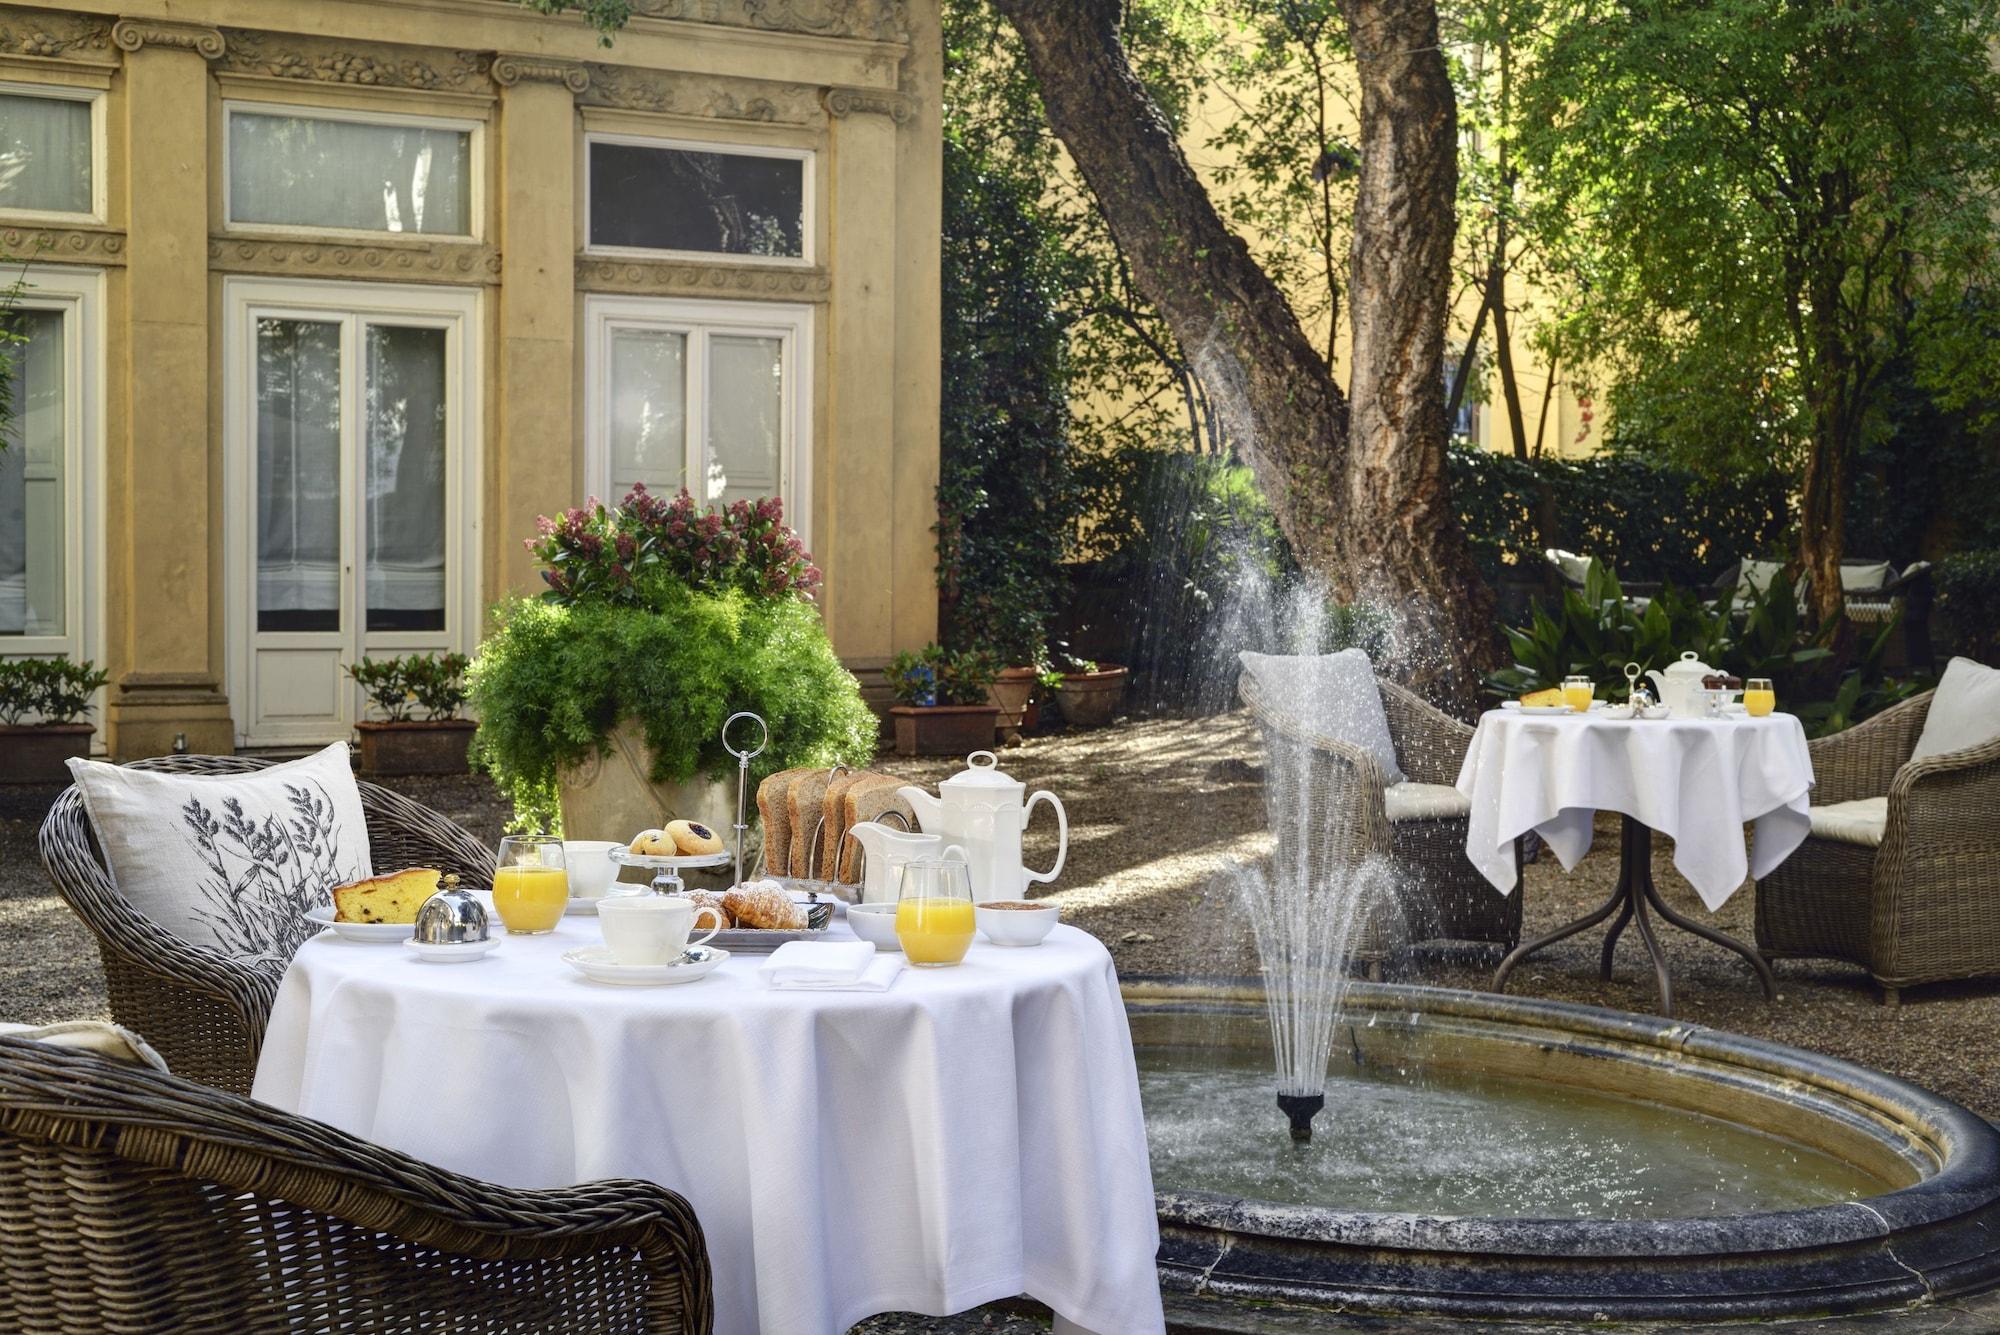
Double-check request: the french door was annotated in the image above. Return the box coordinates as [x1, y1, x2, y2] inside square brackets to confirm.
[224, 279, 478, 746]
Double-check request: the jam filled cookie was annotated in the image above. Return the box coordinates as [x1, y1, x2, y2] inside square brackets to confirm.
[666, 818, 725, 856]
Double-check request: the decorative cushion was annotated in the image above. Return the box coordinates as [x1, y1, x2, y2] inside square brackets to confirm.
[0, 1020, 168, 1072]
[1384, 782, 1471, 822]
[65, 744, 371, 966]
[1238, 649, 1406, 785]
[1738, 559, 1788, 600]
[1808, 797, 1887, 848]
[1544, 549, 1592, 587]
[1911, 657, 2000, 765]
[1839, 561, 1895, 593]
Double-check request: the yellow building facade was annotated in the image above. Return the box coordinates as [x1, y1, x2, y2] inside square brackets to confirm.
[0, 0, 941, 759]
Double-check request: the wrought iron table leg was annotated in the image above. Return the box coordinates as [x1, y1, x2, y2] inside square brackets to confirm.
[1493, 878, 1628, 995]
[1643, 875, 1778, 999]
[1599, 896, 1634, 980]
[1627, 861, 1674, 1016]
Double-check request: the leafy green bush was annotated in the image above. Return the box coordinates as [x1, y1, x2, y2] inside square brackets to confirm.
[884, 645, 999, 706]
[0, 657, 112, 726]
[346, 653, 469, 722]
[1936, 549, 2000, 663]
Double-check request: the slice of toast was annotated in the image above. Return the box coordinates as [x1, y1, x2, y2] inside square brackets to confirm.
[822, 771, 905, 884]
[841, 784, 920, 883]
[785, 769, 837, 878]
[755, 767, 816, 879]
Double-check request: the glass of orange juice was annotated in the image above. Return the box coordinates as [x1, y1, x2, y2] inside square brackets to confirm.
[1744, 677, 1776, 718]
[493, 835, 569, 934]
[895, 858, 976, 967]
[1562, 674, 1596, 713]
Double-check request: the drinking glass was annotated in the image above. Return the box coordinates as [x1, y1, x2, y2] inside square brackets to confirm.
[493, 835, 569, 934]
[1744, 677, 1776, 718]
[1562, 674, 1596, 713]
[894, 858, 976, 967]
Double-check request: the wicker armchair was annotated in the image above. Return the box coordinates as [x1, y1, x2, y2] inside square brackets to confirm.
[1237, 672, 1521, 974]
[0, 1034, 712, 1333]
[1754, 691, 2000, 1004]
[38, 754, 495, 1094]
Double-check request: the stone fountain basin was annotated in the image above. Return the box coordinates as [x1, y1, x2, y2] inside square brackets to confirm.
[1126, 980, 2000, 1321]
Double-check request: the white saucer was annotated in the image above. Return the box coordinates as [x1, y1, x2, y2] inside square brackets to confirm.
[1502, 702, 1573, 715]
[566, 896, 607, 916]
[402, 937, 501, 964]
[561, 944, 729, 986]
[304, 904, 411, 943]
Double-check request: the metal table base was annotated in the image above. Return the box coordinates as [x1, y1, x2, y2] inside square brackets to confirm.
[1492, 814, 1776, 1017]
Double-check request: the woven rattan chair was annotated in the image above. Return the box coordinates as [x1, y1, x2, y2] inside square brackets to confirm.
[0, 1034, 712, 1333]
[38, 754, 495, 1094]
[1754, 691, 2000, 1005]
[1237, 671, 1521, 975]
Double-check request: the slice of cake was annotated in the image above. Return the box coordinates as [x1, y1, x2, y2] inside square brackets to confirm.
[1519, 688, 1564, 709]
[333, 867, 441, 924]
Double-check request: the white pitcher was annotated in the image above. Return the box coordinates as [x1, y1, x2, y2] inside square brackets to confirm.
[897, 751, 1068, 901]
[845, 822, 968, 905]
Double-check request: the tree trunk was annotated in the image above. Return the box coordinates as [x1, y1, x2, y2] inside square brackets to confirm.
[1798, 279, 1857, 638]
[996, 0, 1495, 700]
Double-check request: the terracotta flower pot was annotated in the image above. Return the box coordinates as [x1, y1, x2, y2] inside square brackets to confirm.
[1054, 665, 1129, 729]
[0, 723, 94, 784]
[354, 719, 477, 776]
[987, 666, 1039, 740]
[891, 704, 1002, 757]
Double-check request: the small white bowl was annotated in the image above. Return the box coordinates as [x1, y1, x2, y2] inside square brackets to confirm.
[563, 840, 623, 900]
[975, 901, 1059, 947]
[846, 901, 903, 952]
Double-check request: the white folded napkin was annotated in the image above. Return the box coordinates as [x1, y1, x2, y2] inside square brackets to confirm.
[759, 940, 903, 991]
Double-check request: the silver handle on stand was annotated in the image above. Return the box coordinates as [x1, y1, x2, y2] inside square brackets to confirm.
[721, 712, 769, 889]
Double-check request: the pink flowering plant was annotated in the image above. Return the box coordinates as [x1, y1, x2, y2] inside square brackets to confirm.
[527, 485, 822, 607]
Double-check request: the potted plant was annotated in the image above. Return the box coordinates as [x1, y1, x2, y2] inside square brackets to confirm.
[886, 645, 1001, 756]
[348, 652, 475, 776]
[1053, 655, 1129, 729]
[0, 656, 112, 783]
[470, 487, 876, 837]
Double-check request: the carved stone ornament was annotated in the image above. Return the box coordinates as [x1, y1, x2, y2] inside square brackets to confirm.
[631, 0, 907, 44]
[583, 67, 824, 124]
[210, 237, 502, 284]
[0, 9, 113, 60]
[490, 54, 590, 93]
[0, 227, 125, 263]
[221, 31, 488, 90]
[821, 86, 912, 123]
[111, 19, 225, 60]
[578, 257, 830, 298]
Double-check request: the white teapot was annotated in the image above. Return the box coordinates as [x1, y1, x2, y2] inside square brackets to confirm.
[1643, 651, 1717, 718]
[897, 751, 1068, 901]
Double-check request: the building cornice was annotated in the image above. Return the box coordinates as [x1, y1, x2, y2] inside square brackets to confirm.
[209, 235, 501, 284]
[578, 255, 830, 299]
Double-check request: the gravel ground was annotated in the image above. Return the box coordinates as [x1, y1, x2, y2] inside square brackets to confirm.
[7, 714, 2000, 1334]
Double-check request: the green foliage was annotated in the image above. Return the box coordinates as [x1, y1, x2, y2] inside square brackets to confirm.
[505, 0, 629, 42]
[0, 657, 111, 727]
[1936, 550, 2000, 664]
[530, 489, 820, 606]
[346, 653, 470, 722]
[0, 260, 33, 450]
[470, 589, 876, 833]
[884, 644, 999, 707]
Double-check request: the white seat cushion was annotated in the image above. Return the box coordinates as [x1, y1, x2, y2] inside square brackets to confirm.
[1839, 560, 1895, 593]
[1385, 782, 1472, 822]
[0, 1020, 168, 1072]
[1911, 656, 2000, 765]
[1545, 548, 1592, 586]
[1808, 796, 1887, 848]
[1238, 648, 1406, 784]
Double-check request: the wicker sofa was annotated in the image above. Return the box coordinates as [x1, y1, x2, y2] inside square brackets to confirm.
[1754, 690, 2000, 1004]
[0, 1034, 712, 1333]
[1237, 670, 1521, 974]
[38, 754, 495, 1094]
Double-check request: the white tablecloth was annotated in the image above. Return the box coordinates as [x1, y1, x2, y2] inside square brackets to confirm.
[253, 918, 1164, 1335]
[1455, 711, 1815, 910]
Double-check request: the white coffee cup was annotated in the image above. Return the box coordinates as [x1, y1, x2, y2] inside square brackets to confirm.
[562, 840, 622, 900]
[597, 894, 722, 965]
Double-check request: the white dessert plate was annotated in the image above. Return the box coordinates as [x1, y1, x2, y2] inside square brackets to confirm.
[607, 848, 733, 870]
[1501, 702, 1573, 715]
[304, 904, 411, 943]
[562, 944, 730, 986]
[403, 937, 501, 964]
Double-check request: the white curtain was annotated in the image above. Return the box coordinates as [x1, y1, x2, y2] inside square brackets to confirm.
[609, 328, 687, 499]
[256, 319, 342, 631]
[0, 309, 65, 636]
[705, 334, 782, 507]
[364, 325, 447, 628]
[230, 113, 470, 236]
[0, 95, 90, 215]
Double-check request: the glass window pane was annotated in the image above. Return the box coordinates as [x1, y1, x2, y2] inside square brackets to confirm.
[0, 95, 91, 215]
[609, 329, 687, 498]
[589, 142, 804, 258]
[230, 112, 471, 236]
[704, 334, 783, 507]
[256, 319, 343, 633]
[0, 309, 67, 635]
[365, 325, 447, 632]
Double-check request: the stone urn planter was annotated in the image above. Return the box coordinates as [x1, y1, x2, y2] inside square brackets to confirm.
[986, 666, 1039, 741]
[0, 723, 94, 784]
[891, 704, 1002, 757]
[1054, 664, 1129, 729]
[355, 719, 476, 776]
[557, 719, 745, 885]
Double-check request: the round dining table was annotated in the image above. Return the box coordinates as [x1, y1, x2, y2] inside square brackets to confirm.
[1456, 706, 1815, 1015]
[253, 913, 1166, 1335]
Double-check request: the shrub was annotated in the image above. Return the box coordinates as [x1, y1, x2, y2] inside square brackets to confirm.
[529, 487, 820, 606]
[884, 645, 999, 706]
[0, 657, 112, 727]
[1936, 549, 2000, 663]
[346, 653, 469, 722]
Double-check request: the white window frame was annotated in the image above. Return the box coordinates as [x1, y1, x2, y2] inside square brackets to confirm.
[221, 100, 484, 243]
[583, 294, 813, 550]
[583, 132, 815, 266]
[0, 82, 106, 225]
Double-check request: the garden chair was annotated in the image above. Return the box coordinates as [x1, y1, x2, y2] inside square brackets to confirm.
[0, 1033, 713, 1333]
[1754, 664, 2000, 1004]
[1237, 662, 1521, 976]
[39, 754, 495, 1094]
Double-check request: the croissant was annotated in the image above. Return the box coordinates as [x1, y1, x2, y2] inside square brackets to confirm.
[723, 884, 806, 930]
